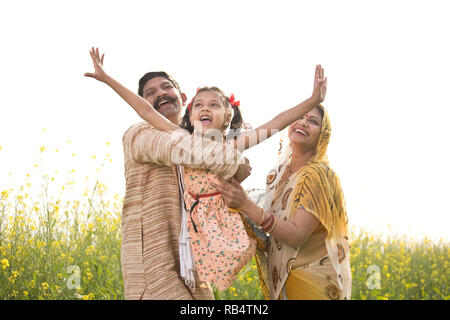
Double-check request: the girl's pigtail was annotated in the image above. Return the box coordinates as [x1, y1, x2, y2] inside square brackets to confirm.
[226, 94, 251, 140]
[229, 105, 244, 130]
[180, 106, 194, 133]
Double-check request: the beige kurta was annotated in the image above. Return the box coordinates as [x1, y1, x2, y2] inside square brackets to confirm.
[121, 122, 242, 300]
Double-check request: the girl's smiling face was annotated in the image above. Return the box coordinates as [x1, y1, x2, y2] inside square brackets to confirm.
[189, 90, 231, 135]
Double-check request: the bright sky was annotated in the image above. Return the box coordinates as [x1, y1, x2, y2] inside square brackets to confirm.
[1, 0, 449, 241]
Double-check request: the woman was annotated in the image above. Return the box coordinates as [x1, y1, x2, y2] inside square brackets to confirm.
[213, 104, 351, 300]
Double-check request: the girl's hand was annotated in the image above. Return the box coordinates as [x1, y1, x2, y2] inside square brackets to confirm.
[84, 47, 107, 82]
[233, 157, 252, 183]
[212, 177, 248, 210]
[311, 64, 327, 104]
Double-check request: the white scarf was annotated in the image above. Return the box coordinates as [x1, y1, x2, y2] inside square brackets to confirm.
[176, 166, 196, 290]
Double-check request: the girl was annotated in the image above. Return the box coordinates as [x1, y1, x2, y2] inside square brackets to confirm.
[85, 47, 327, 290]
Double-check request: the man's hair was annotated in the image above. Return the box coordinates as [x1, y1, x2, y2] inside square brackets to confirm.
[137, 71, 182, 97]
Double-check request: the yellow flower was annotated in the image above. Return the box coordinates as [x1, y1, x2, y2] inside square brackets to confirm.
[40, 145, 46, 153]
[23, 291, 29, 297]
[9, 271, 19, 284]
[85, 269, 94, 281]
[1, 258, 9, 270]
[41, 282, 49, 290]
[1, 190, 9, 199]
[85, 245, 95, 255]
[82, 292, 95, 300]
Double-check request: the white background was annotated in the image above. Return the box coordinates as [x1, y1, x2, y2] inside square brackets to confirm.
[1, 0, 449, 241]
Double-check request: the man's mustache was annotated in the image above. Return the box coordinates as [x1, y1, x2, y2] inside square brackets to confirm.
[153, 95, 177, 110]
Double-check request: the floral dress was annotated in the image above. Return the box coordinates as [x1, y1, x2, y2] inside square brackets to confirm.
[183, 167, 256, 290]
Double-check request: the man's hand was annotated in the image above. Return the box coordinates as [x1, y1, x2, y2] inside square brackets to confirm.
[311, 64, 327, 104]
[84, 47, 108, 82]
[212, 177, 248, 210]
[233, 157, 252, 183]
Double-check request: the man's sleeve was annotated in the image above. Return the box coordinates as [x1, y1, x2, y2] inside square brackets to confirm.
[123, 122, 243, 180]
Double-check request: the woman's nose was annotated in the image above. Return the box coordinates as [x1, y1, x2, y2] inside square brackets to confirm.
[298, 117, 309, 127]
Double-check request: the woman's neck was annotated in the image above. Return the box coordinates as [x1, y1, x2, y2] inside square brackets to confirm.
[289, 144, 314, 173]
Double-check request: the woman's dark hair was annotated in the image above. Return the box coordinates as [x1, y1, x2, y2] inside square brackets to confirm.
[137, 71, 182, 97]
[316, 104, 325, 119]
[180, 87, 247, 138]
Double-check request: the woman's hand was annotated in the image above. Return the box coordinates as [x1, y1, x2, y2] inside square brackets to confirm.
[212, 177, 248, 209]
[311, 64, 327, 104]
[84, 47, 108, 82]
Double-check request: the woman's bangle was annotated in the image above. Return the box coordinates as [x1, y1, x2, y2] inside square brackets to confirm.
[229, 208, 240, 214]
[258, 208, 266, 226]
[267, 216, 278, 234]
[261, 213, 272, 228]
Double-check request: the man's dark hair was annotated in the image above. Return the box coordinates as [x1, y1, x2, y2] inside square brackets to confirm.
[137, 71, 182, 97]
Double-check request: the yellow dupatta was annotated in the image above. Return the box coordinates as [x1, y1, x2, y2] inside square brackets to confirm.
[255, 105, 351, 300]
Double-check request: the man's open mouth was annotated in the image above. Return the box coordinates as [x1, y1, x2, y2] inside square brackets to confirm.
[158, 99, 170, 107]
[154, 95, 176, 110]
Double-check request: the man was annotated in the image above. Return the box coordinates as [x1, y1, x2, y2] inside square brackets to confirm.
[85, 49, 247, 299]
[121, 72, 246, 300]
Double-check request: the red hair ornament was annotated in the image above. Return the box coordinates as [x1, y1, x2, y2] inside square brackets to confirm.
[187, 90, 241, 112]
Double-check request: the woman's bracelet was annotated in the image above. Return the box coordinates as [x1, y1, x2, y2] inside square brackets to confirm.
[261, 213, 272, 229]
[229, 208, 240, 214]
[267, 216, 278, 235]
[258, 208, 266, 226]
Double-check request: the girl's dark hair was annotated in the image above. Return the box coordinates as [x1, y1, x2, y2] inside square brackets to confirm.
[180, 87, 248, 138]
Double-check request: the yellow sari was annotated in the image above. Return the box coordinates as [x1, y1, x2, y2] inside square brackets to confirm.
[252, 105, 351, 300]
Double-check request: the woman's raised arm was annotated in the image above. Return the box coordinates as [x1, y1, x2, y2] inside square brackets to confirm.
[233, 65, 327, 151]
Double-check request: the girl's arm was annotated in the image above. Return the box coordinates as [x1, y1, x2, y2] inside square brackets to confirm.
[84, 47, 179, 132]
[234, 65, 327, 151]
